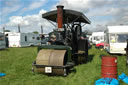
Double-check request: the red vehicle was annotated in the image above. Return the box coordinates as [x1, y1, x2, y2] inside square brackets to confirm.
[96, 42, 104, 49]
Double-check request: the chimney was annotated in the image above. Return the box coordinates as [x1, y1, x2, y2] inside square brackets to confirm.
[41, 25, 43, 34]
[3, 27, 5, 33]
[18, 24, 20, 33]
[56, 5, 64, 28]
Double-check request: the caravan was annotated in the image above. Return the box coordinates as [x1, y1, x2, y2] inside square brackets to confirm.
[8, 32, 41, 47]
[104, 26, 128, 54]
[91, 32, 104, 44]
[0, 32, 6, 49]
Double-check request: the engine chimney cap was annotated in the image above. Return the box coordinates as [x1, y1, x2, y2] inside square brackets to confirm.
[56, 5, 64, 8]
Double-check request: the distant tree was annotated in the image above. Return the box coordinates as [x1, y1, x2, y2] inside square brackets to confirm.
[33, 31, 39, 34]
[82, 32, 87, 38]
[84, 30, 88, 34]
[4, 30, 10, 32]
[84, 30, 92, 35]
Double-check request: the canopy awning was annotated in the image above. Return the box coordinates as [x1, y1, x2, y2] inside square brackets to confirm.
[42, 9, 91, 24]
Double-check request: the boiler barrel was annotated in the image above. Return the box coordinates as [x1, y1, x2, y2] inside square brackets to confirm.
[101, 56, 117, 79]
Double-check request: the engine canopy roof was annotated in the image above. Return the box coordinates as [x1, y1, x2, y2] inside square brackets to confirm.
[42, 9, 91, 24]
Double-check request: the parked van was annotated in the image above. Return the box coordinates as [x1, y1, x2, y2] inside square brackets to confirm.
[8, 32, 41, 47]
[104, 26, 128, 54]
[92, 32, 104, 44]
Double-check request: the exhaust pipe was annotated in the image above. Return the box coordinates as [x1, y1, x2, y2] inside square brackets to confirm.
[18, 24, 20, 33]
[41, 25, 43, 34]
[57, 5, 64, 29]
[3, 27, 5, 33]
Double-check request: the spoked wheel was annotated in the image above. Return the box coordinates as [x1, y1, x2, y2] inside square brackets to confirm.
[85, 53, 88, 63]
[78, 53, 87, 64]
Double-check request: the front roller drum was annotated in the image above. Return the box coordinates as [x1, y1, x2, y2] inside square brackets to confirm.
[33, 49, 74, 76]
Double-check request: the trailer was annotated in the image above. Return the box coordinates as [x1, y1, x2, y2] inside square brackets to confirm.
[8, 32, 41, 47]
[0, 32, 6, 49]
[104, 26, 128, 54]
[91, 32, 104, 44]
[32, 5, 91, 76]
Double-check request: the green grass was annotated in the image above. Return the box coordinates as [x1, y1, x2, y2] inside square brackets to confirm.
[0, 46, 128, 85]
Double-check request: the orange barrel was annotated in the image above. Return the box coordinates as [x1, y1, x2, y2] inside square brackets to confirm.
[101, 56, 117, 79]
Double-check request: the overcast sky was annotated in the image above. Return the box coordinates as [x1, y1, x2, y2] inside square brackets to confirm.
[0, 0, 128, 33]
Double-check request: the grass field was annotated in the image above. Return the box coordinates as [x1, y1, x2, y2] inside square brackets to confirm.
[0, 46, 128, 85]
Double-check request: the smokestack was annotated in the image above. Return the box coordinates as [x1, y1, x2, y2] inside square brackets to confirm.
[41, 25, 43, 34]
[57, 5, 64, 28]
[18, 24, 20, 33]
[3, 27, 5, 33]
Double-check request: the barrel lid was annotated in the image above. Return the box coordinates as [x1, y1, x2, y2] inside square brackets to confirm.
[102, 55, 117, 58]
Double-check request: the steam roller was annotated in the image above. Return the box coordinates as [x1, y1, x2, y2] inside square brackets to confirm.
[32, 5, 91, 76]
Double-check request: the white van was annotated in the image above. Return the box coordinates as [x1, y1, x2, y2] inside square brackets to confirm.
[92, 32, 104, 44]
[8, 32, 41, 47]
[104, 26, 128, 54]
